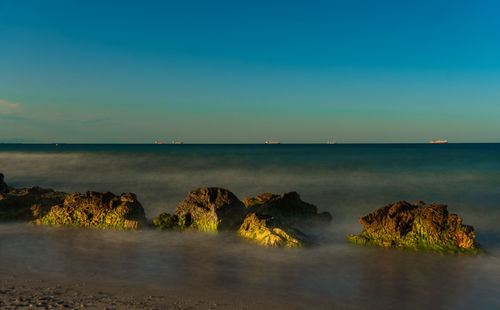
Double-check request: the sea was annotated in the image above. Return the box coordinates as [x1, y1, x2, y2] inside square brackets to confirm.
[0, 143, 499, 309]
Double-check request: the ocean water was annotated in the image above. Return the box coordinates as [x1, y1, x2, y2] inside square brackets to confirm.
[0, 144, 499, 309]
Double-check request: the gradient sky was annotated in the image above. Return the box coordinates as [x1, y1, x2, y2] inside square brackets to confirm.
[1, 0, 500, 143]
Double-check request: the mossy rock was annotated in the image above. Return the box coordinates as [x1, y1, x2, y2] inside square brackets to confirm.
[238, 213, 308, 248]
[243, 192, 332, 226]
[174, 187, 247, 232]
[152, 213, 190, 230]
[348, 201, 479, 254]
[37, 191, 146, 230]
[0, 186, 68, 221]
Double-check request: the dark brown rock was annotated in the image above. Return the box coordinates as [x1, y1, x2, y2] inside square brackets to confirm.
[175, 187, 247, 231]
[0, 173, 8, 193]
[0, 186, 68, 221]
[348, 201, 477, 253]
[243, 191, 332, 226]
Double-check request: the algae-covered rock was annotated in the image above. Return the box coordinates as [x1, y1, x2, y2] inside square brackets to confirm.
[348, 201, 477, 253]
[38, 191, 146, 230]
[152, 213, 190, 230]
[175, 187, 247, 231]
[0, 186, 68, 221]
[243, 192, 332, 226]
[156, 188, 326, 249]
[238, 213, 307, 247]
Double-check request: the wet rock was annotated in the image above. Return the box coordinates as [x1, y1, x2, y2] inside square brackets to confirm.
[348, 201, 477, 253]
[243, 192, 332, 226]
[37, 191, 146, 229]
[152, 213, 189, 230]
[0, 185, 68, 221]
[0, 173, 9, 193]
[238, 213, 307, 247]
[174, 187, 247, 231]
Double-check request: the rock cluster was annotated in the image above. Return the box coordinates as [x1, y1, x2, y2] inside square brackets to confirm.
[38, 191, 146, 229]
[0, 173, 146, 229]
[1, 173, 481, 253]
[153, 188, 331, 247]
[348, 201, 477, 253]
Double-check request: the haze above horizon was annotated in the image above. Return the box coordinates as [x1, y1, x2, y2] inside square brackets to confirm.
[1, 0, 500, 143]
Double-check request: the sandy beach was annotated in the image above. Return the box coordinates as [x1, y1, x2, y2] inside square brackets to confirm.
[1, 269, 209, 310]
[0, 269, 255, 310]
[0, 267, 338, 310]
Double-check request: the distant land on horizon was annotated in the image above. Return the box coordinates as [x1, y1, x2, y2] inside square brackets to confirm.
[0, 139, 45, 144]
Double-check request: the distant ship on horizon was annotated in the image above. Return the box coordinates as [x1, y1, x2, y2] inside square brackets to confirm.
[155, 140, 184, 144]
[326, 139, 336, 144]
[430, 140, 448, 144]
[265, 141, 280, 144]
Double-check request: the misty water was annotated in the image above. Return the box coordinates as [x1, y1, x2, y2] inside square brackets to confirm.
[1, 144, 499, 309]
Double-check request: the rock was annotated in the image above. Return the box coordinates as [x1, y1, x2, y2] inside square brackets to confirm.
[0, 186, 68, 221]
[240, 191, 332, 247]
[152, 213, 189, 230]
[37, 191, 146, 229]
[174, 187, 247, 231]
[0, 173, 9, 193]
[238, 213, 307, 247]
[348, 201, 477, 253]
[243, 192, 332, 226]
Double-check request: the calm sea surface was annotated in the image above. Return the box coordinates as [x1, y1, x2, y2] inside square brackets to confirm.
[0, 144, 499, 309]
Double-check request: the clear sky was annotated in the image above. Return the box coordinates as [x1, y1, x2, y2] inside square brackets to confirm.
[1, 0, 500, 143]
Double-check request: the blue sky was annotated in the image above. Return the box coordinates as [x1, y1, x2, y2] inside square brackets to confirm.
[1, 0, 499, 143]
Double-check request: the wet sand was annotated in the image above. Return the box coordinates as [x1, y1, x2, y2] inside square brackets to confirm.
[0, 268, 339, 310]
[0, 269, 208, 309]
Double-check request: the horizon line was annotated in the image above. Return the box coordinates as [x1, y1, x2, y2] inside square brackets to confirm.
[2, 142, 500, 145]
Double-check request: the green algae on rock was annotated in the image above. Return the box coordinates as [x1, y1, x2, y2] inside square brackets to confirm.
[238, 213, 307, 247]
[348, 201, 478, 254]
[152, 213, 190, 230]
[243, 192, 332, 226]
[38, 191, 146, 230]
[174, 187, 247, 232]
[0, 185, 68, 221]
[154, 188, 324, 249]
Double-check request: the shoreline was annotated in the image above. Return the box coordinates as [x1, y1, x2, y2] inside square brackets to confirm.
[0, 268, 340, 310]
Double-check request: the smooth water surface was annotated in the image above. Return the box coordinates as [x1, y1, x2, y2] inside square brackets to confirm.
[1, 144, 499, 309]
